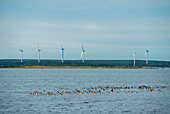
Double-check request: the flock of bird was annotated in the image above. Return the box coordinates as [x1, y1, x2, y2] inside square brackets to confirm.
[28, 85, 169, 96]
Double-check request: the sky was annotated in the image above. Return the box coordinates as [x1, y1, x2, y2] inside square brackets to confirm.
[0, 0, 170, 60]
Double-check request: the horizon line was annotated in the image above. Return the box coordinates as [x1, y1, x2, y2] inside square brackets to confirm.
[0, 58, 169, 62]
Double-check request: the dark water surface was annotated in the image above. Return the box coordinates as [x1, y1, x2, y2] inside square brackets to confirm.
[0, 68, 170, 113]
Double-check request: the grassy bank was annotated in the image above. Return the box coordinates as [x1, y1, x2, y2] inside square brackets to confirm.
[0, 65, 160, 69]
[0, 59, 170, 69]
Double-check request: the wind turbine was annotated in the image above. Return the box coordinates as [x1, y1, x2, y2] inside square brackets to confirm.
[81, 44, 85, 62]
[145, 49, 149, 64]
[61, 46, 64, 63]
[19, 46, 24, 62]
[37, 44, 41, 62]
[133, 52, 136, 65]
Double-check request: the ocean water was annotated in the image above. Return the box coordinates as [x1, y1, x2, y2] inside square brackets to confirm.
[0, 68, 170, 114]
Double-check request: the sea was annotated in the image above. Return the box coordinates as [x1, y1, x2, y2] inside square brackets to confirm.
[0, 68, 170, 114]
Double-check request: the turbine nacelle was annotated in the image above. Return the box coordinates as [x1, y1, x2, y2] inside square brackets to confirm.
[19, 47, 24, 63]
[19, 49, 24, 53]
[81, 49, 85, 57]
[61, 46, 64, 51]
[145, 49, 149, 54]
[81, 44, 85, 62]
[60, 46, 65, 63]
[81, 44, 85, 53]
[145, 49, 149, 64]
[37, 44, 41, 52]
[37, 44, 41, 62]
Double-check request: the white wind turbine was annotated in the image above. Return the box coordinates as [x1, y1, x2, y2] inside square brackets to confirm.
[133, 52, 136, 66]
[145, 49, 149, 64]
[61, 46, 64, 63]
[81, 44, 85, 62]
[19, 46, 24, 62]
[37, 44, 41, 62]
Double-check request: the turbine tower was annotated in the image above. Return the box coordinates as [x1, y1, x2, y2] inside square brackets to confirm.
[19, 46, 24, 62]
[37, 44, 41, 62]
[145, 49, 149, 64]
[133, 52, 136, 66]
[81, 44, 85, 62]
[61, 46, 64, 63]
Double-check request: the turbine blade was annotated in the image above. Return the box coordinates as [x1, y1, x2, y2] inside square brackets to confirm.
[81, 51, 83, 57]
[35, 51, 38, 56]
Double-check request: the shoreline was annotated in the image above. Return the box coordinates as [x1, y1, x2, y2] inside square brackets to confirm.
[0, 66, 165, 69]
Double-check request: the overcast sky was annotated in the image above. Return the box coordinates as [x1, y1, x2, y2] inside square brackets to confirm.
[0, 0, 170, 60]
